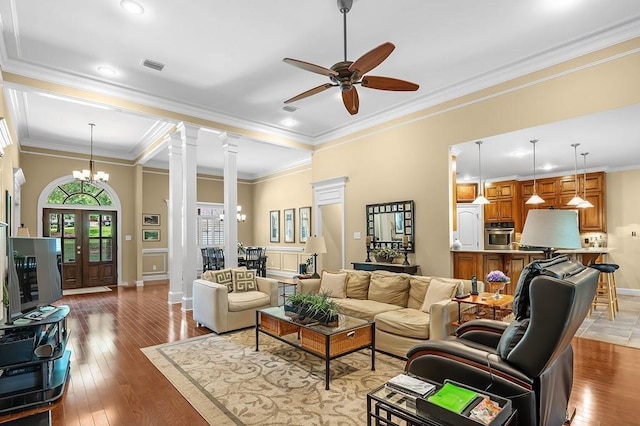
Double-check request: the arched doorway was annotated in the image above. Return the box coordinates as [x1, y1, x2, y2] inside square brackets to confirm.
[37, 178, 122, 289]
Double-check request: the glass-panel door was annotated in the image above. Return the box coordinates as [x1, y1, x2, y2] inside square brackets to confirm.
[44, 209, 117, 289]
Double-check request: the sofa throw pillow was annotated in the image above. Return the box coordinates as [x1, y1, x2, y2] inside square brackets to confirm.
[232, 269, 258, 293]
[420, 278, 459, 313]
[408, 276, 431, 310]
[343, 270, 371, 299]
[368, 271, 410, 307]
[203, 269, 233, 292]
[319, 271, 347, 298]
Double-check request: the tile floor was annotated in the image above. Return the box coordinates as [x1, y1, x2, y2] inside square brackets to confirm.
[576, 294, 640, 348]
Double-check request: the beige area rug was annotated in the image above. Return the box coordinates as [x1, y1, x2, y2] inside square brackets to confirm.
[142, 329, 405, 425]
[62, 286, 112, 296]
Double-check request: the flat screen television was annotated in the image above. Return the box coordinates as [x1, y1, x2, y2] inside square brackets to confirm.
[7, 237, 62, 319]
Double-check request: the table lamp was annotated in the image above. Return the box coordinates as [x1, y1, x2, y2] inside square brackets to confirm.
[520, 209, 581, 259]
[304, 236, 327, 278]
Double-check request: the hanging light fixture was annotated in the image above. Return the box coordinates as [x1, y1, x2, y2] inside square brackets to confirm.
[472, 141, 490, 204]
[73, 123, 109, 183]
[525, 139, 545, 204]
[219, 206, 247, 222]
[577, 152, 594, 208]
[567, 143, 584, 206]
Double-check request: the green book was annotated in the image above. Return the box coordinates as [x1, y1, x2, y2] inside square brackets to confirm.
[427, 382, 478, 414]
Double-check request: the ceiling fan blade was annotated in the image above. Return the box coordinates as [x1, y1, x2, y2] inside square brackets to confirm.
[283, 58, 338, 77]
[342, 87, 359, 115]
[361, 76, 419, 91]
[284, 83, 335, 104]
[348, 42, 395, 75]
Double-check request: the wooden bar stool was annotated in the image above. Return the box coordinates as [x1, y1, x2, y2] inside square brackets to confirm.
[589, 263, 619, 320]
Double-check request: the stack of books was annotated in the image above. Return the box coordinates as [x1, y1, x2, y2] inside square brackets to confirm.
[385, 374, 436, 399]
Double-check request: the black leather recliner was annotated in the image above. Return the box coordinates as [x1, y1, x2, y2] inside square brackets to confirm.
[405, 255, 599, 426]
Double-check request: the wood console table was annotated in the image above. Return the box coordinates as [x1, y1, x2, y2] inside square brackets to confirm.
[352, 262, 419, 275]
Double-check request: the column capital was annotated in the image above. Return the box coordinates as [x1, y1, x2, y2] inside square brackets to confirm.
[175, 122, 199, 143]
[219, 131, 242, 143]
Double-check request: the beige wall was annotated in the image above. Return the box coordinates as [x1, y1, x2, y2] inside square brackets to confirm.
[252, 166, 313, 248]
[606, 170, 640, 290]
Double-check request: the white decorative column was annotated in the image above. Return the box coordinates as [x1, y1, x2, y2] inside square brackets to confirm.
[167, 132, 184, 304]
[180, 123, 199, 311]
[220, 132, 241, 268]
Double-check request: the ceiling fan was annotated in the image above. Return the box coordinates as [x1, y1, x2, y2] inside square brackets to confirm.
[283, 0, 419, 115]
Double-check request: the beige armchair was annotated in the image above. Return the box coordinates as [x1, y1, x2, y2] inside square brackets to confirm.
[193, 269, 279, 334]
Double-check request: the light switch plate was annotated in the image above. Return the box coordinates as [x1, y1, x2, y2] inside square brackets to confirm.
[354, 232, 361, 239]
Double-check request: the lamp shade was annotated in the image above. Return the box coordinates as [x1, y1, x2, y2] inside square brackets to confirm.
[304, 236, 327, 254]
[520, 210, 581, 250]
[17, 227, 31, 237]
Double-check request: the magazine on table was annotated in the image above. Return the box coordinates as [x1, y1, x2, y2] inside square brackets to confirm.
[385, 373, 436, 399]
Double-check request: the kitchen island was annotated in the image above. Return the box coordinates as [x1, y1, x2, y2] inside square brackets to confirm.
[452, 248, 609, 295]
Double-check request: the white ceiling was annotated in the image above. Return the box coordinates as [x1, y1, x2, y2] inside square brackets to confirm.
[1, 0, 640, 179]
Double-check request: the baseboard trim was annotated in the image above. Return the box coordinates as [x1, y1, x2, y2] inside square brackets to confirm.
[617, 288, 640, 296]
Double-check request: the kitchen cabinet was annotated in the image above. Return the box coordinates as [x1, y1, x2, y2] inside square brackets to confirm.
[520, 172, 606, 232]
[452, 252, 480, 281]
[483, 180, 521, 230]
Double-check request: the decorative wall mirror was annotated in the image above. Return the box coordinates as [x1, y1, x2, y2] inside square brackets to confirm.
[366, 200, 414, 252]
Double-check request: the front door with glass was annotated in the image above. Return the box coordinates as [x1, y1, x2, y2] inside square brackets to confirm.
[44, 209, 117, 289]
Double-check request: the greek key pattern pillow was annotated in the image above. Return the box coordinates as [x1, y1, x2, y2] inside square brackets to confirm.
[213, 269, 233, 292]
[232, 269, 258, 293]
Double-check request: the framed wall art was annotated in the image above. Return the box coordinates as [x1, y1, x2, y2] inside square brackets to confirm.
[143, 213, 160, 226]
[142, 229, 160, 242]
[299, 206, 311, 243]
[269, 210, 280, 243]
[284, 208, 295, 243]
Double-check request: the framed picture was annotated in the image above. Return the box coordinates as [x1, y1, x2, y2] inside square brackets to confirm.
[142, 229, 160, 242]
[269, 210, 280, 243]
[143, 214, 160, 226]
[456, 183, 477, 203]
[299, 206, 311, 243]
[284, 208, 295, 243]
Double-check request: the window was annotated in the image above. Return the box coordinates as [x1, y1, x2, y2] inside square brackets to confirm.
[197, 205, 224, 246]
[46, 181, 113, 206]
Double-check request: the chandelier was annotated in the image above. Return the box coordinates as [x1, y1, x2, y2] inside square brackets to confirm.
[73, 123, 109, 183]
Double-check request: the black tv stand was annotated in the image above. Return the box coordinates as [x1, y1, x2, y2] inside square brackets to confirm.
[0, 305, 71, 414]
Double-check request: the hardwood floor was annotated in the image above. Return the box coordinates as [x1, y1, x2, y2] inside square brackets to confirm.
[1, 282, 638, 425]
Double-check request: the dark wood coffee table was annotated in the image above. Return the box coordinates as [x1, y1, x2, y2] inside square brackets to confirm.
[255, 306, 375, 390]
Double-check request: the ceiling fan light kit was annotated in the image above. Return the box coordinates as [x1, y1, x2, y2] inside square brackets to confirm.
[283, 0, 418, 115]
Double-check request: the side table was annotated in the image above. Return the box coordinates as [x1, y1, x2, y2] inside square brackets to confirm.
[367, 383, 517, 426]
[276, 278, 299, 304]
[452, 293, 514, 325]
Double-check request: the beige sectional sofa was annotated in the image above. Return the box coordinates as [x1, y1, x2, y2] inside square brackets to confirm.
[296, 270, 481, 358]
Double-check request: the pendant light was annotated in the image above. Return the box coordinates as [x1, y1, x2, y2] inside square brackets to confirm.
[472, 141, 490, 205]
[73, 123, 109, 183]
[567, 143, 584, 206]
[525, 139, 544, 204]
[577, 152, 594, 208]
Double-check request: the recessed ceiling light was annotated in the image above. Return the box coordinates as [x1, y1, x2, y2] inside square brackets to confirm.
[120, 0, 144, 15]
[281, 118, 296, 127]
[541, 164, 556, 171]
[97, 66, 116, 76]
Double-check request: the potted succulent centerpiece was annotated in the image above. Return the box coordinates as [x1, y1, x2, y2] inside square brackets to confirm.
[284, 291, 340, 326]
[372, 246, 400, 263]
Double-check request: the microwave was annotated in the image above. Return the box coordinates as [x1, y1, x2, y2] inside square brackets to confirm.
[484, 222, 515, 250]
